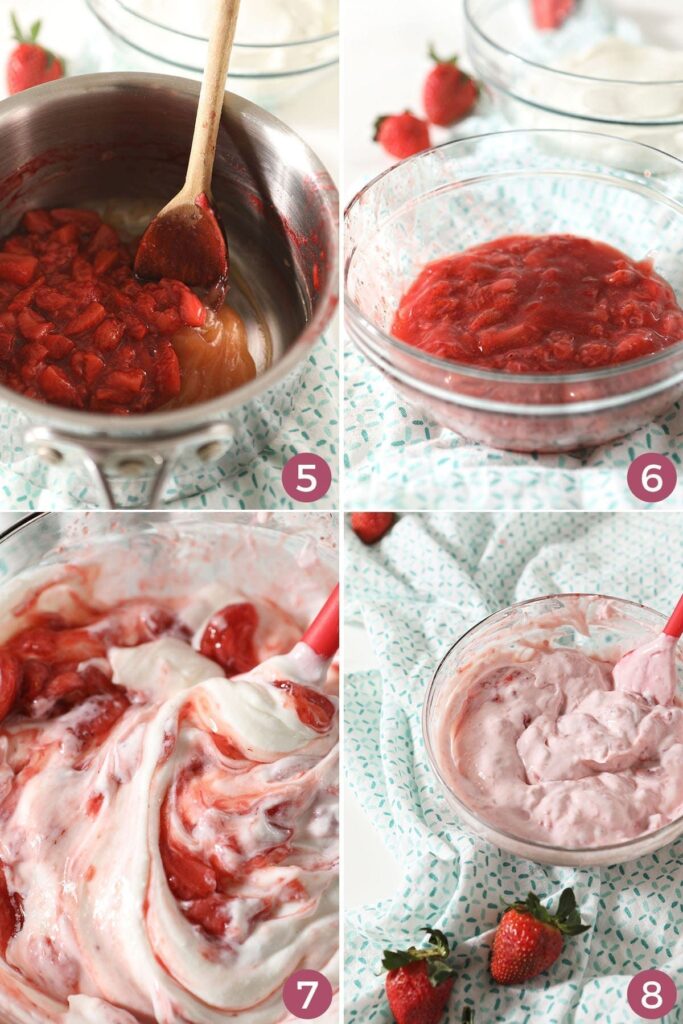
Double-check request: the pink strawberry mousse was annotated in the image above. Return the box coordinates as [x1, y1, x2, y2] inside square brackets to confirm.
[436, 618, 683, 848]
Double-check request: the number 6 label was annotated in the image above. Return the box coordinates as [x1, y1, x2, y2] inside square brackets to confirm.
[282, 969, 333, 1019]
[282, 454, 332, 504]
[627, 969, 678, 1019]
[627, 454, 677, 503]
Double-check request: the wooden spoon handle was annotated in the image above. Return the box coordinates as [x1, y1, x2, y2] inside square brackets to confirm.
[185, 0, 241, 199]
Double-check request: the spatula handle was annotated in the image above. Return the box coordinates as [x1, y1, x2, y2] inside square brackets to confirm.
[302, 585, 340, 661]
[185, 0, 241, 198]
[664, 593, 683, 639]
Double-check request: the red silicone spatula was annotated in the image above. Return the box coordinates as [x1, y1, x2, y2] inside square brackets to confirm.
[134, 0, 240, 304]
[301, 584, 340, 661]
[229, 584, 339, 691]
[613, 591, 682, 704]
[664, 593, 683, 638]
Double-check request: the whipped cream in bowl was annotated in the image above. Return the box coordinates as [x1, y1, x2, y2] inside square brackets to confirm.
[0, 513, 338, 1024]
[423, 593, 683, 866]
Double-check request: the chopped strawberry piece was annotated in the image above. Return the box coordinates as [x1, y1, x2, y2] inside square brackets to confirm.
[42, 333, 74, 359]
[184, 895, 232, 937]
[0, 253, 38, 286]
[0, 866, 22, 957]
[159, 797, 217, 901]
[17, 307, 52, 341]
[155, 344, 181, 401]
[273, 680, 335, 732]
[92, 249, 119, 276]
[64, 302, 106, 335]
[52, 223, 79, 246]
[100, 368, 145, 395]
[73, 691, 129, 743]
[75, 350, 105, 385]
[178, 287, 207, 327]
[199, 602, 259, 675]
[51, 208, 101, 230]
[38, 365, 82, 407]
[93, 317, 124, 351]
[22, 210, 54, 234]
[87, 223, 119, 253]
[0, 653, 21, 724]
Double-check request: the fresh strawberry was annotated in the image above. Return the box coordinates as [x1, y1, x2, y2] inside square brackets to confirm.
[490, 888, 590, 985]
[374, 112, 431, 160]
[350, 512, 396, 545]
[531, 0, 575, 30]
[423, 49, 478, 127]
[6, 15, 64, 95]
[383, 927, 456, 1024]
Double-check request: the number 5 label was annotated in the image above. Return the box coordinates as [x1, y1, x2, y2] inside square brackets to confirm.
[282, 970, 333, 1019]
[282, 454, 332, 504]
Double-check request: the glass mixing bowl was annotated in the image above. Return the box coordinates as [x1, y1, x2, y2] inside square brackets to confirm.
[345, 129, 683, 453]
[465, 0, 683, 159]
[86, 0, 339, 108]
[423, 593, 683, 867]
[0, 510, 339, 1021]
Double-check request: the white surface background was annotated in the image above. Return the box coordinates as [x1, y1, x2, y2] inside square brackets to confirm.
[342, 0, 683, 910]
[0, 0, 338, 179]
[343, 0, 681, 204]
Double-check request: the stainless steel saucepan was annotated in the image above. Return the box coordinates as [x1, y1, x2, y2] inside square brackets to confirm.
[0, 73, 338, 507]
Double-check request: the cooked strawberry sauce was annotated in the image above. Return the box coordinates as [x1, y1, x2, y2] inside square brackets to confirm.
[0, 593, 332, 945]
[0, 207, 223, 412]
[392, 234, 683, 373]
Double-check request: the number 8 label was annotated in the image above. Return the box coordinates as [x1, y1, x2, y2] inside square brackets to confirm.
[627, 970, 678, 1019]
[282, 970, 333, 1019]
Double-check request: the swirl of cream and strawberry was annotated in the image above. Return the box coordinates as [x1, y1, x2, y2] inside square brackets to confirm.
[0, 574, 338, 1023]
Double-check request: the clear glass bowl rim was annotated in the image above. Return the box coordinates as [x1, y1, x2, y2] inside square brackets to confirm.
[102, 0, 338, 51]
[345, 127, 683, 391]
[464, 0, 683, 87]
[422, 591, 683, 858]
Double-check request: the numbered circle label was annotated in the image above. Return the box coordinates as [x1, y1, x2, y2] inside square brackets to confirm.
[282, 454, 332, 503]
[627, 454, 677, 503]
[282, 969, 333, 1019]
[627, 970, 677, 1019]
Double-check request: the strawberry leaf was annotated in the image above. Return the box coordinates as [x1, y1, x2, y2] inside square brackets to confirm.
[427, 958, 456, 987]
[382, 926, 456, 986]
[422, 927, 450, 957]
[382, 949, 414, 971]
[428, 44, 459, 66]
[556, 888, 577, 921]
[508, 888, 591, 936]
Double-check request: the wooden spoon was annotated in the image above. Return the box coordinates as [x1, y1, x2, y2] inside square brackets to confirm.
[134, 0, 241, 304]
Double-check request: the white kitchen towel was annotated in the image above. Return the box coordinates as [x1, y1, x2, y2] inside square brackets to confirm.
[345, 511, 683, 1023]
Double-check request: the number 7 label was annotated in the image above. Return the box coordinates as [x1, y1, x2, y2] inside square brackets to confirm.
[283, 969, 333, 1019]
